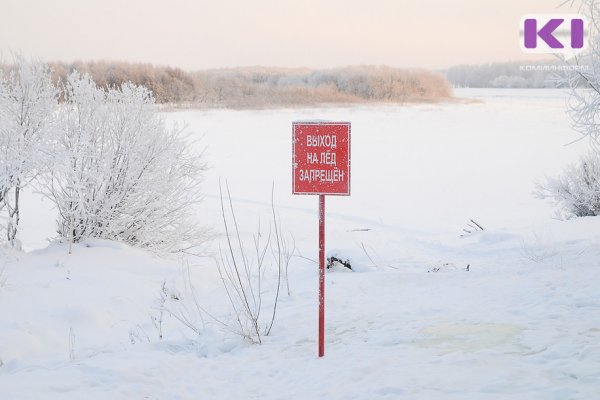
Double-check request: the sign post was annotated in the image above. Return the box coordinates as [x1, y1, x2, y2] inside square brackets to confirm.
[292, 121, 351, 358]
[318, 193, 325, 357]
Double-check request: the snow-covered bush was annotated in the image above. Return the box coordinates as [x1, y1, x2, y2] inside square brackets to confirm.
[536, 152, 600, 218]
[0, 58, 58, 245]
[43, 72, 205, 253]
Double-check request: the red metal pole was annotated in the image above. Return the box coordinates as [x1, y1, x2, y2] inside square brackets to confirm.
[318, 194, 325, 357]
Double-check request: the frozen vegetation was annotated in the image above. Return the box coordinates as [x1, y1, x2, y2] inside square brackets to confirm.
[445, 61, 560, 88]
[46, 62, 453, 107]
[0, 59, 205, 253]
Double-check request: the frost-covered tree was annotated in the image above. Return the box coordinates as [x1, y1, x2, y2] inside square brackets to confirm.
[0, 58, 57, 246]
[43, 72, 205, 253]
[558, 1, 600, 143]
[536, 1, 600, 217]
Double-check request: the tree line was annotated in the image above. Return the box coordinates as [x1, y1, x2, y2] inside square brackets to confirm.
[47, 62, 453, 107]
[445, 60, 563, 88]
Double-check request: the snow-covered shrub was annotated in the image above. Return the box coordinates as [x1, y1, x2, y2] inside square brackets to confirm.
[0, 57, 58, 245]
[536, 152, 600, 218]
[43, 72, 205, 253]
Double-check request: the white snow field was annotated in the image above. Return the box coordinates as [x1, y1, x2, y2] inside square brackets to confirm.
[2, 89, 600, 399]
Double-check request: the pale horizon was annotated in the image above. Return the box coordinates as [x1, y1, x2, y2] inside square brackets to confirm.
[0, 0, 572, 71]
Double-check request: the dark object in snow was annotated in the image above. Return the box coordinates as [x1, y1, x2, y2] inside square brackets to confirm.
[427, 263, 457, 272]
[460, 219, 485, 237]
[428, 262, 456, 272]
[428, 262, 470, 273]
[327, 256, 352, 270]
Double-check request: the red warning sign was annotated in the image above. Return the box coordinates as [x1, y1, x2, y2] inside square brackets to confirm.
[292, 122, 351, 195]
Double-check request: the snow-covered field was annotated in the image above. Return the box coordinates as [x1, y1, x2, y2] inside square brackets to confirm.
[2, 89, 600, 399]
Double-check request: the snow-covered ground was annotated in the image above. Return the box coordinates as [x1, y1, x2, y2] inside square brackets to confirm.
[2, 89, 600, 399]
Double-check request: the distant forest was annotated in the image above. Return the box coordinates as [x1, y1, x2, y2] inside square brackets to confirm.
[444, 60, 567, 88]
[46, 61, 453, 108]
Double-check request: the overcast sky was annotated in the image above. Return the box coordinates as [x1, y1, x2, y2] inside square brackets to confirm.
[0, 0, 568, 70]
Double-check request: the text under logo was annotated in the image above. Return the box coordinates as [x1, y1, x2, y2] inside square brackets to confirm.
[520, 14, 587, 57]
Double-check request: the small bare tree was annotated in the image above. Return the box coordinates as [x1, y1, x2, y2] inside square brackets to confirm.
[215, 182, 293, 343]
